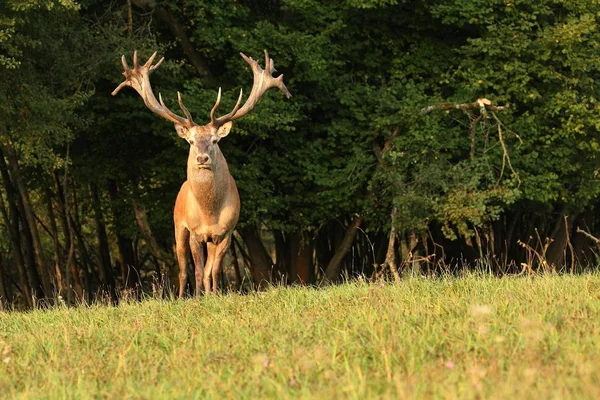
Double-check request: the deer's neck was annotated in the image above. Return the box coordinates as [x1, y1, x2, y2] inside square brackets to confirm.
[186, 149, 231, 210]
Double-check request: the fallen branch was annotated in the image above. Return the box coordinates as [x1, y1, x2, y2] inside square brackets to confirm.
[420, 98, 509, 115]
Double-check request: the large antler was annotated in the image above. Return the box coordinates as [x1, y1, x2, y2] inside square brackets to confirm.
[210, 50, 292, 128]
[112, 50, 195, 128]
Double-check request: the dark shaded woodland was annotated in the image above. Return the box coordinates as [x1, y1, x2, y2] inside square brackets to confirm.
[1, 0, 599, 308]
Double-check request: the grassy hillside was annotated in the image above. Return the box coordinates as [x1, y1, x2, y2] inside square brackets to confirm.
[1, 274, 600, 399]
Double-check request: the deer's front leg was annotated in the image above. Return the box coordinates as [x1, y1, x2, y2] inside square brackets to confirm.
[204, 241, 216, 293]
[175, 226, 190, 298]
[210, 233, 232, 293]
[189, 235, 205, 297]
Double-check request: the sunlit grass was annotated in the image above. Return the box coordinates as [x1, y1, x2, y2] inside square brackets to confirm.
[1, 273, 600, 399]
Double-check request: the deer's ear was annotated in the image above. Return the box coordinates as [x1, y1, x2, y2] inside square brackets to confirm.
[175, 124, 189, 139]
[217, 121, 233, 138]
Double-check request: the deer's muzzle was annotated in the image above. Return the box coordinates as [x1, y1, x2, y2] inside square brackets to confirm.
[196, 154, 211, 168]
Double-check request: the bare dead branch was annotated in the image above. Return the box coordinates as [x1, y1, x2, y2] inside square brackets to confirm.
[469, 114, 483, 160]
[565, 216, 575, 273]
[491, 112, 521, 185]
[576, 226, 600, 244]
[420, 98, 509, 115]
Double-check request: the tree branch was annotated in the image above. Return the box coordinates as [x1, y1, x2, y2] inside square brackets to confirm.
[372, 126, 400, 168]
[324, 214, 364, 281]
[420, 98, 509, 115]
[576, 226, 600, 244]
[131, 0, 216, 84]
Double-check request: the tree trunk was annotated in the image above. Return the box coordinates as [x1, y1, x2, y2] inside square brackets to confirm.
[66, 194, 86, 302]
[274, 230, 290, 283]
[89, 183, 117, 301]
[0, 260, 8, 309]
[52, 171, 82, 303]
[43, 187, 65, 296]
[0, 162, 33, 306]
[504, 209, 521, 268]
[64, 219, 76, 304]
[0, 146, 40, 303]
[20, 217, 42, 302]
[385, 207, 401, 282]
[107, 180, 139, 288]
[230, 236, 243, 291]
[1, 142, 54, 300]
[52, 170, 70, 258]
[131, 0, 215, 84]
[289, 229, 313, 284]
[132, 198, 175, 274]
[314, 227, 332, 279]
[63, 171, 90, 302]
[407, 231, 420, 275]
[239, 225, 273, 289]
[546, 211, 576, 270]
[324, 214, 364, 281]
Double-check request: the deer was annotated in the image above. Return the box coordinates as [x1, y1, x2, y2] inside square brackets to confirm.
[112, 50, 291, 296]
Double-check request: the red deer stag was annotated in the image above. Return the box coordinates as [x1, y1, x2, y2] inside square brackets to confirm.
[112, 50, 291, 296]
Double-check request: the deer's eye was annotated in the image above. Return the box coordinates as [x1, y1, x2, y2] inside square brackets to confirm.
[212, 139, 218, 144]
[189, 140, 194, 145]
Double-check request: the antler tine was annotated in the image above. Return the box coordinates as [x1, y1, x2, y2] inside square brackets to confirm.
[211, 88, 245, 128]
[158, 93, 173, 115]
[240, 52, 255, 67]
[177, 92, 194, 124]
[112, 50, 195, 127]
[209, 50, 291, 127]
[121, 54, 130, 72]
[144, 51, 157, 68]
[230, 88, 244, 117]
[112, 53, 131, 95]
[210, 88, 223, 124]
[112, 55, 130, 96]
[158, 92, 192, 126]
[263, 50, 271, 74]
[277, 74, 292, 99]
[149, 56, 164, 72]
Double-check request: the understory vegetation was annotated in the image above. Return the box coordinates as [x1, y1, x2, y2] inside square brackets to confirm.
[1, 274, 600, 398]
[1, 0, 600, 308]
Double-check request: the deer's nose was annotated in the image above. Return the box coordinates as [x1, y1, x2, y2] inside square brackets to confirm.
[196, 154, 210, 164]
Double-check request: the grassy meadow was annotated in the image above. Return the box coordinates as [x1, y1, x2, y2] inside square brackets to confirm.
[1, 274, 600, 399]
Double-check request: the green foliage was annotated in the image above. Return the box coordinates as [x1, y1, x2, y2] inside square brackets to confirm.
[81, 0, 600, 241]
[0, 0, 94, 172]
[438, 0, 600, 212]
[0, 0, 80, 69]
[367, 0, 600, 239]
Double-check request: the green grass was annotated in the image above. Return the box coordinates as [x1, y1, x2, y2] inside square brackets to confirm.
[1, 274, 600, 399]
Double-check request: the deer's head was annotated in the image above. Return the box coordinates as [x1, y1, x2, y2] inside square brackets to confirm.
[112, 50, 292, 171]
[175, 121, 232, 170]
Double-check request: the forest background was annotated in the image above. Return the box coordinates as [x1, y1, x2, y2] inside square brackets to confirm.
[1, 0, 599, 309]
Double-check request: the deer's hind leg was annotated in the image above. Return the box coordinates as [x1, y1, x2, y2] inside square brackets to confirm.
[190, 235, 206, 297]
[175, 225, 190, 298]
